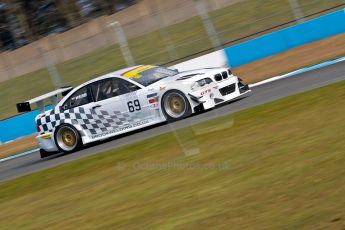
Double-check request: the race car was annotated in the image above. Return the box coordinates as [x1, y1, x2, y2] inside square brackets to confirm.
[17, 65, 250, 158]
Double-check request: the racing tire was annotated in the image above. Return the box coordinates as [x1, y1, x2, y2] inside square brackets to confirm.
[161, 90, 192, 122]
[54, 124, 82, 153]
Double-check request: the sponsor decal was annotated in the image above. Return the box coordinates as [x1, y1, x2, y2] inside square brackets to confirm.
[125, 91, 138, 97]
[74, 93, 87, 100]
[150, 104, 159, 108]
[90, 119, 151, 139]
[200, 89, 211, 96]
[148, 94, 159, 108]
[147, 93, 158, 98]
[148, 98, 158, 104]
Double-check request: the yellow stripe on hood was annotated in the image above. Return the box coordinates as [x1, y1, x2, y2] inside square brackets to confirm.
[122, 65, 156, 79]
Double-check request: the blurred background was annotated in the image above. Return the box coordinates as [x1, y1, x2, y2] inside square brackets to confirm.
[0, 0, 344, 119]
[0, 0, 137, 50]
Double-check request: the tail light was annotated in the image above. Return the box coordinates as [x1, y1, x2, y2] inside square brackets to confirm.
[36, 125, 41, 133]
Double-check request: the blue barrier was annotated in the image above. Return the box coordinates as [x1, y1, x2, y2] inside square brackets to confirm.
[225, 9, 345, 68]
[0, 105, 53, 143]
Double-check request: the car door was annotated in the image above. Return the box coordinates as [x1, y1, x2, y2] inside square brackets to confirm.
[115, 77, 161, 124]
[88, 78, 128, 134]
[61, 85, 100, 137]
[88, 77, 153, 136]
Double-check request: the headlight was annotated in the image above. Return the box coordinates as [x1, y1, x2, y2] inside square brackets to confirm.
[191, 78, 213, 90]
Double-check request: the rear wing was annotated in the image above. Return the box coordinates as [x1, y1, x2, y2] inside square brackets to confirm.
[16, 87, 73, 114]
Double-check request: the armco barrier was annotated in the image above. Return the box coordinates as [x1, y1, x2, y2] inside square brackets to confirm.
[224, 9, 345, 68]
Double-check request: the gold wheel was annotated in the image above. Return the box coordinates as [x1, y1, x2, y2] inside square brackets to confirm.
[56, 126, 79, 152]
[61, 129, 76, 147]
[169, 96, 185, 114]
[163, 91, 188, 119]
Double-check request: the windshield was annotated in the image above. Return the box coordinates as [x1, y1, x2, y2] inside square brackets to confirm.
[121, 65, 178, 87]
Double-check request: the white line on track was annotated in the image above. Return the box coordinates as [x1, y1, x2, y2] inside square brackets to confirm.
[249, 56, 345, 88]
[0, 148, 39, 163]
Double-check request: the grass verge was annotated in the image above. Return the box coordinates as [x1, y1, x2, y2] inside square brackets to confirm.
[0, 0, 344, 119]
[1, 79, 345, 229]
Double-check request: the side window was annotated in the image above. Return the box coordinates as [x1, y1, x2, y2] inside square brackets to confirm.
[91, 79, 118, 102]
[116, 78, 141, 95]
[62, 87, 90, 110]
[91, 78, 141, 102]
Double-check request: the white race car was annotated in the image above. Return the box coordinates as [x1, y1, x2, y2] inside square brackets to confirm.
[17, 65, 250, 158]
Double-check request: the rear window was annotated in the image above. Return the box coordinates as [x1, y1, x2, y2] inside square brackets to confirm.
[62, 87, 90, 110]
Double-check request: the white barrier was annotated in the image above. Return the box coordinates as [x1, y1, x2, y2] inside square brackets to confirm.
[170, 50, 227, 71]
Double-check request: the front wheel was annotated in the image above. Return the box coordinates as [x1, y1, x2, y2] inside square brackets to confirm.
[161, 90, 191, 122]
[54, 124, 82, 153]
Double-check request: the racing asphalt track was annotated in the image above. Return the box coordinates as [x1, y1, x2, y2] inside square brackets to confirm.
[1, 61, 345, 182]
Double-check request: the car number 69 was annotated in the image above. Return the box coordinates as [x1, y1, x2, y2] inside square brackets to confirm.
[127, 99, 141, 112]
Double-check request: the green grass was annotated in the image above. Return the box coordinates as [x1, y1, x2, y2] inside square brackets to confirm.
[1, 79, 345, 229]
[0, 0, 344, 120]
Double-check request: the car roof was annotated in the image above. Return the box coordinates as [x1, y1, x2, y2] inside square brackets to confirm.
[64, 65, 158, 98]
[58, 65, 147, 106]
[81, 65, 156, 85]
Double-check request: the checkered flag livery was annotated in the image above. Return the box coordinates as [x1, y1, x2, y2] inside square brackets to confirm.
[36, 107, 140, 136]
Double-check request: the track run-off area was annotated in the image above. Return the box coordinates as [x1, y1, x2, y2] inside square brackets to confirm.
[1, 60, 345, 182]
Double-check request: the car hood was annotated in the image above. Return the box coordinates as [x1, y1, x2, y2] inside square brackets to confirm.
[152, 68, 228, 86]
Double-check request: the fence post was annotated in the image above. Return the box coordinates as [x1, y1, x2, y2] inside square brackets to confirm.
[110, 22, 135, 67]
[0, 52, 16, 81]
[289, 0, 305, 23]
[196, 0, 221, 50]
[37, 47, 63, 88]
[149, 0, 178, 61]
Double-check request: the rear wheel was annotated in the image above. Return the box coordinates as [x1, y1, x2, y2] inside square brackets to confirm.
[54, 124, 82, 153]
[162, 90, 191, 122]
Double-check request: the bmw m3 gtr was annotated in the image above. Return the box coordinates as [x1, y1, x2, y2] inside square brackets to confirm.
[17, 65, 250, 158]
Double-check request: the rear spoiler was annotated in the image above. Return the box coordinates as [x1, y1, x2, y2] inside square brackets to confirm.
[16, 87, 73, 114]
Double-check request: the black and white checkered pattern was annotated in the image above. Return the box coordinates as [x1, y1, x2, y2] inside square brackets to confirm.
[37, 107, 140, 136]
